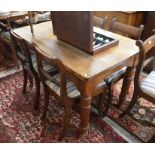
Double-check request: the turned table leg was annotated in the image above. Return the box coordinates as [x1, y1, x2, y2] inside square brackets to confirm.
[78, 82, 92, 136]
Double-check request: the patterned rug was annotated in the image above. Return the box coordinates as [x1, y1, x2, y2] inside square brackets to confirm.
[0, 71, 155, 143]
[0, 72, 126, 143]
[107, 79, 155, 142]
[0, 57, 16, 72]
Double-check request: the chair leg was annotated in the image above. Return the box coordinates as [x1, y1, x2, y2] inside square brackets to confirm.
[33, 76, 40, 110]
[0, 42, 4, 61]
[108, 84, 113, 105]
[58, 99, 72, 141]
[105, 85, 113, 115]
[98, 93, 105, 118]
[42, 84, 49, 120]
[120, 93, 139, 117]
[27, 75, 33, 88]
[22, 69, 27, 94]
[98, 88, 110, 118]
[10, 43, 20, 68]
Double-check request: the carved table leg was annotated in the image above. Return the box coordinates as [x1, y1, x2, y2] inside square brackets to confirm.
[78, 82, 92, 137]
[117, 66, 136, 108]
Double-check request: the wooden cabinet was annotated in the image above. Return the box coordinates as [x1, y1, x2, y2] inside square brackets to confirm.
[94, 11, 145, 27]
[142, 11, 155, 40]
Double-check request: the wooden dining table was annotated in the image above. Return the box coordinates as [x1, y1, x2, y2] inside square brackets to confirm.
[12, 21, 139, 136]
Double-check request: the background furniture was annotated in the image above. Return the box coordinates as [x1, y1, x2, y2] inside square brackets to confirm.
[93, 16, 108, 29]
[0, 11, 33, 32]
[0, 11, 33, 67]
[94, 11, 145, 27]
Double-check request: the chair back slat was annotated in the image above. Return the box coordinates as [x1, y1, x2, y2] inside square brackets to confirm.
[10, 30, 32, 65]
[31, 44, 68, 97]
[109, 18, 144, 40]
[93, 16, 108, 29]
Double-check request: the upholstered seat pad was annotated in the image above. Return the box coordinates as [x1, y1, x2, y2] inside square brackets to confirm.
[45, 73, 107, 99]
[105, 67, 126, 84]
[45, 73, 80, 98]
[31, 54, 55, 73]
[141, 71, 155, 98]
[1, 31, 11, 41]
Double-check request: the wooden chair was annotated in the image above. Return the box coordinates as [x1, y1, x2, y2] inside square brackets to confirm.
[10, 31, 41, 110]
[93, 16, 108, 29]
[10, 31, 56, 110]
[103, 18, 144, 108]
[121, 35, 155, 117]
[32, 44, 109, 140]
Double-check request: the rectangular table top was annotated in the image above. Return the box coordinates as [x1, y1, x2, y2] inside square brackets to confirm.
[13, 21, 139, 80]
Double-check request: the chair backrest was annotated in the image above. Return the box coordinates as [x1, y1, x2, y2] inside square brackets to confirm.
[109, 18, 144, 40]
[93, 16, 108, 29]
[31, 44, 68, 98]
[10, 30, 35, 72]
[134, 35, 155, 90]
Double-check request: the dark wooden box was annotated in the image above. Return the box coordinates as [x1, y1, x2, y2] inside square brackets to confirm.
[51, 11, 119, 55]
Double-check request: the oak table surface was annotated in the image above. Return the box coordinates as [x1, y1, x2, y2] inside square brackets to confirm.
[13, 21, 139, 136]
[13, 21, 138, 79]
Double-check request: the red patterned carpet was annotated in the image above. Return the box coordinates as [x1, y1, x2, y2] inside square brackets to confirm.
[0, 71, 155, 142]
[0, 58, 16, 72]
[0, 72, 126, 143]
[108, 79, 155, 142]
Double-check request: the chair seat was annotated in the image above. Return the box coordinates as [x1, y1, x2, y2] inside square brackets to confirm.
[45, 73, 80, 98]
[1, 31, 11, 42]
[141, 71, 155, 98]
[45, 73, 107, 99]
[31, 54, 55, 73]
[105, 67, 126, 84]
